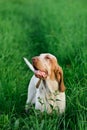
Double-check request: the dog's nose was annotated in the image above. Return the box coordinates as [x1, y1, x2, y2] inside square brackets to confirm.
[32, 57, 38, 63]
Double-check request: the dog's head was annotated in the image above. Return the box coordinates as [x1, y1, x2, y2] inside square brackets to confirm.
[32, 53, 65, 92]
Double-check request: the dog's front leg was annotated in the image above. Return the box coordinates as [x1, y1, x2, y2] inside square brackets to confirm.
[35, 89, 45, 112]
[25, 76, 36, 112]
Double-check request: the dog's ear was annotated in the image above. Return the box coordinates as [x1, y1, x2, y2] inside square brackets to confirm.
[55, 65, 66, 92]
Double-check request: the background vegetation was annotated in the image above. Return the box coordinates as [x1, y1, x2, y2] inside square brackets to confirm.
[0, 0, 87, 129]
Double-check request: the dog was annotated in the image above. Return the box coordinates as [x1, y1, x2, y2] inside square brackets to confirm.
[25, 53, 66, 114]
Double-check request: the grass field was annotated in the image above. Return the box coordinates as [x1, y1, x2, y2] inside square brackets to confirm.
[0, 0, 87, 129]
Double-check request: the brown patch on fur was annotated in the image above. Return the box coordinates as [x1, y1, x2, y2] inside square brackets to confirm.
[32, 56, 45, 72]
[49, 57, 57, 80]
[55, 65, 66, 92]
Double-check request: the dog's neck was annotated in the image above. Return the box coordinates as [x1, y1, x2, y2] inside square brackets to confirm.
[36, 76, 59, 93]
[44, 78, 59, 93]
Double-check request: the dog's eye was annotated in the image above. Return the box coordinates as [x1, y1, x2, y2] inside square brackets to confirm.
[45, 55, 50, 60]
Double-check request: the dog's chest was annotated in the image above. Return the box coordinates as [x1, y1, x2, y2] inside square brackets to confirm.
[38, 79, 59, 93]
[46, 80, 59, 92]
[37, 80, 60, 109]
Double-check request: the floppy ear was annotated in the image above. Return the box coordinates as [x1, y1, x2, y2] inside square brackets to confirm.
[55, 65, 66, 92]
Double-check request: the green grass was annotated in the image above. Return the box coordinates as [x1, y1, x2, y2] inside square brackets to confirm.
[0, 0, 87, 129]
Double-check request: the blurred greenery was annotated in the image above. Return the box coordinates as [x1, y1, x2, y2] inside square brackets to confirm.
[0, 0, 87, 129]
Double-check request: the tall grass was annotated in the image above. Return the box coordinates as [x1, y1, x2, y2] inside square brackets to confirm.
[0, 0, 87, 129]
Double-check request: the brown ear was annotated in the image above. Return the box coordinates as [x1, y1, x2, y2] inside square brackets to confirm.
[55, 65, 66, 92]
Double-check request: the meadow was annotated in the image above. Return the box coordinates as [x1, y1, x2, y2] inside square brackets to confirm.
[0, 0, 87, 129]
